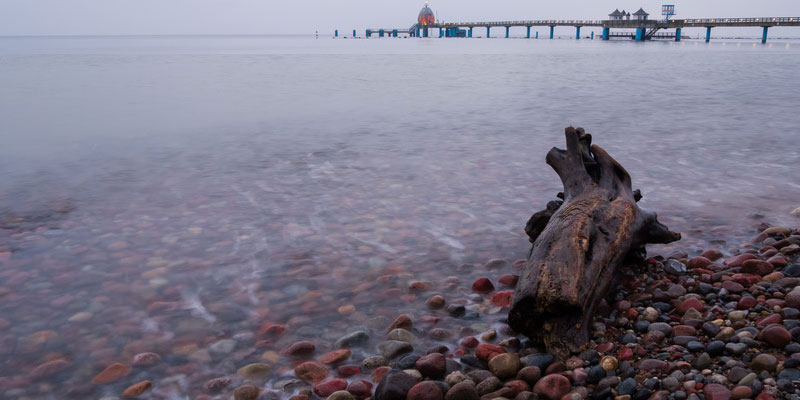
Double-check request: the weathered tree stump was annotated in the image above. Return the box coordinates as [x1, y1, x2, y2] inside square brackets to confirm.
[509, 127, 681, 356]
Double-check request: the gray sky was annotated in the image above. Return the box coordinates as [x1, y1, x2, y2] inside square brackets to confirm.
[0, 0, 797, 36]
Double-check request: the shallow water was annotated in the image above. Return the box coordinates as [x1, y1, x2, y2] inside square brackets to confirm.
[1, 35, 799, 398]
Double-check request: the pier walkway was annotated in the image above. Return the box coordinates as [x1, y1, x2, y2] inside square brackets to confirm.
[359, 17, 800, 43]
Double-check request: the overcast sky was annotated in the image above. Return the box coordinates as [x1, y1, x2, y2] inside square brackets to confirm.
[0, 0, 797, 36]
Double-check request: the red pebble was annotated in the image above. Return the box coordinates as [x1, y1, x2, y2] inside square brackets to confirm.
[767, 255, 787, 268]
[724, 253, 757, 267]
[92, 363, 129, 384]
[701, 249, 724, 261]
[347, 379, 373, 399]
[313, 379, 347, 397]
[618, 348, 633, 361]
[742, 259, 774, 276]
[336, 365, 361, 378]
[688, 256, 713, 269]
[258, 323, 285, 337]
[676, 298, 705, 314]
[475, 343, 506, 362]
[371, 366, 391, 383]
[319, 349, 351, 365]
[737, 297, 758, 310]
[596, 342, 614, 354]
[491, 291, 514, 307]
[460, 336, 479, 348]
[498, 274, 519, 287]
[471, 278, 494, 293]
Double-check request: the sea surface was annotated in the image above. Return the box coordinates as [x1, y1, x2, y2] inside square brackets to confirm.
[1, 35, 799, 399]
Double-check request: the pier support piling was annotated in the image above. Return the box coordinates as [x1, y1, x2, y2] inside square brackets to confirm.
[762, 26, 769, 43]
[505, 26, 510, 38]
[635, 27, 643, 41]
[575, 26, 581, 39]
[379, 29, 384, 37]
[526, 26, 531, 38]
[469, 27, 473, 37]
[675, 28, 681, 41]
[439, 27, 443, 37]
[487, 26, 491, 38]
[335, 30, 338, 37]
[705, 26, 711, 42]
[366, 29, 371, 37]
[536, 31, 539, 38]
[602, 27, 609, 40]
[353, 29, 356, 38]
[393, 29, 397, 37]
[549, 26, 554, 39]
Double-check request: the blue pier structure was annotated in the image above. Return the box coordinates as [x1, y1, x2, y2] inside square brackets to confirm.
[363, 3, 799, 43]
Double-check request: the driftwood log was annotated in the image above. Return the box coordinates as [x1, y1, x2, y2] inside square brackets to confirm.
[508, 127, 681, 356]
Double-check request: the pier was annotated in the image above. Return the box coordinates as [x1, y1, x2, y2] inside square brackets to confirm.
[353, 4, 800, 43]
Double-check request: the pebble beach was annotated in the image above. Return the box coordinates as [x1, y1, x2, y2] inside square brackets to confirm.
[2, 205, 800, 400]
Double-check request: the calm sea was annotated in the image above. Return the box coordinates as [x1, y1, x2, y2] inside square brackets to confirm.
[0, 35, 799, 398]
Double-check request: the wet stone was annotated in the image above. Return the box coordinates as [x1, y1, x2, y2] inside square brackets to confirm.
[415, 353, 446, 379]
[445, 381, 479, 400]
[237, 363, 272, 381]
[618, 377, 637, 396]
[374, 370, 417, 400]
[524, 353, 554, 370]
[665, 259, 688, 276]
[406, 381, 443, 400]
[488, 353, 520, 380]
[209, 339, 238, 358]
[378, 340, 413, 360]
[396, 354, 420, 370]
[475, 376, 501, 395]
[750, 353, 777, 372]
[233, 385, 261, 400]
[460, 354, 487, 370]
[532, 373, 571, 400]
[725, 342, 748, 355]
[335, 330, 369, 348]
[362, 356, 389, 370]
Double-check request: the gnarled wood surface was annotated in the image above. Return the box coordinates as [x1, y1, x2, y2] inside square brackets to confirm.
[509, 127, 681, 356]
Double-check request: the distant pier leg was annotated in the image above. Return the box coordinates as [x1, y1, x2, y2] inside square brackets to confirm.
[635, 27, 644, 41]
[762, 26, 769, 43]
[487, 26, 491, 38]
[506, 26, 510, 38]
[535, 31, 539, 38]
[705, 26, 712, 42]
[549, 26, 554, 39]
[469, 27, 473, 37]
[393, 29, 398, 37]
[575, 26, 581, 39]
[379, 29, 384, 37]
[526, 26, 531, 38]
[353, 29, 357, 38]
[602, 27, 609, 40]
[335, 30, 338, 37]
[675, 28, 681, 41]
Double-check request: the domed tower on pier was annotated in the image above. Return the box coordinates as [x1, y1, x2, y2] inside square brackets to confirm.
[417, 2, 435, 37]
